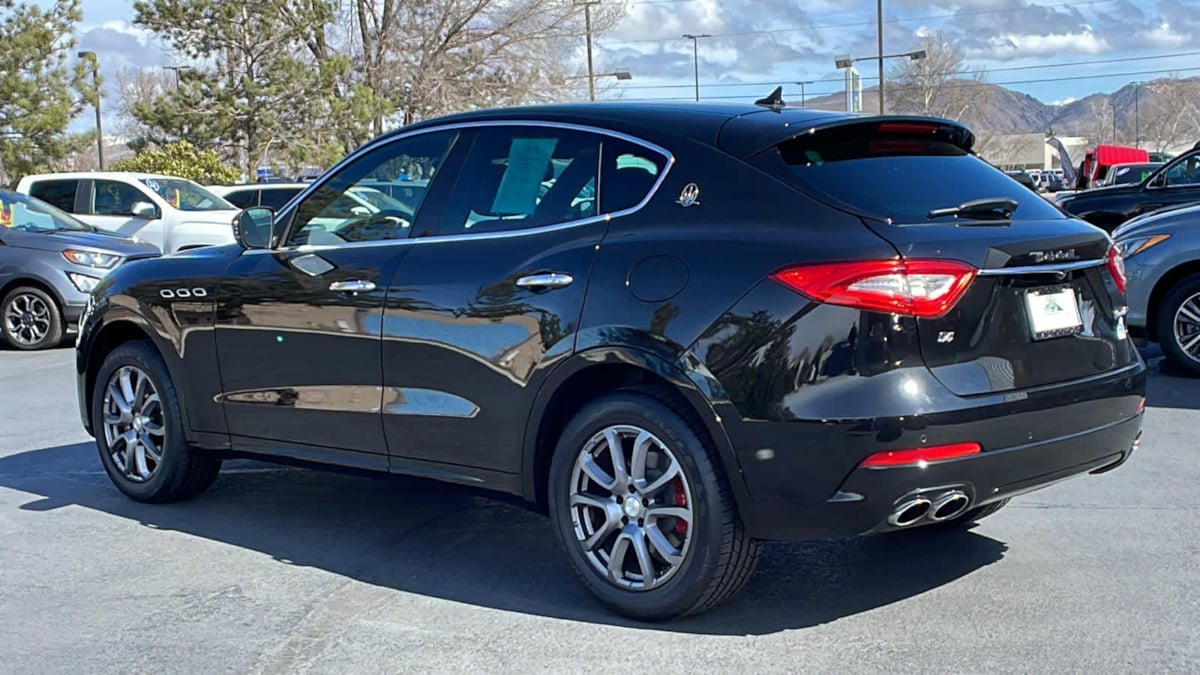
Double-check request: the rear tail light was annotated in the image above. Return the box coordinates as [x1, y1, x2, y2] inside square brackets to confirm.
[876, 121, 939, 134]
[859, 442, 982, 468]
[771, 259, 977, 319]
[1107, 246, 1127, 294]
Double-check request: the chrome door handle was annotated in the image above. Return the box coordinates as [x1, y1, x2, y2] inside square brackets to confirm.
[516, 273, 574, 289]
[329, 280, 376, 293]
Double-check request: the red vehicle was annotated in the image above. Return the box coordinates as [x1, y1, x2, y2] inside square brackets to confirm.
[1077, 145, 1150, 189]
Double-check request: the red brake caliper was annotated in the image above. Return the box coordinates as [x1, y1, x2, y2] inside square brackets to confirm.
[672, 477, 688, 534]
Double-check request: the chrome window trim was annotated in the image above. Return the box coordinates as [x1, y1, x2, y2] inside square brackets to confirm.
[977, 258, 1105, 276]
[246, 119, 676, 255]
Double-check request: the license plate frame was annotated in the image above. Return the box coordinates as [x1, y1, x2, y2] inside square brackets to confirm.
[1024, 285, 1083, 340]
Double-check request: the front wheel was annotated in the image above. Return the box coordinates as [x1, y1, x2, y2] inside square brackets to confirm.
[2, 286, 63, 350]
[92, 340, 221, 502]
[1156, 274, 1200, 377]
[548, 391, 760, 621]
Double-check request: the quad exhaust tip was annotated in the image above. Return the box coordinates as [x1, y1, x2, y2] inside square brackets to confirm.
[887, 489, 971, 528]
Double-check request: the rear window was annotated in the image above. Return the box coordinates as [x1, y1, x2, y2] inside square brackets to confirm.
[28, 180, 79, 212]
[774, 126, 1063, 224]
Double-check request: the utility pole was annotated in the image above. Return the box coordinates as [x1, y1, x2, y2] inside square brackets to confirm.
[877, 0, 885, 113]
[164, 64, 191, 87]
[577, 0, 601, 101]
[682, 33, 711, 102]
[795, 80, 813, 107]
[1133, 81, 1144, 148]
[77, 51, 103, 170]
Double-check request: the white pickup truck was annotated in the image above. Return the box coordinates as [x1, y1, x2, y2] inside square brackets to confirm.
[15, 172, 240, 253]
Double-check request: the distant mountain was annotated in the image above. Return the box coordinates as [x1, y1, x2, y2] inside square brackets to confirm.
[795, 76, 1200, 149]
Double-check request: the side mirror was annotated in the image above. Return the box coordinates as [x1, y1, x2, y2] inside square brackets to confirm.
[131, 201, 158, 219]
[232, 206, 275, 250]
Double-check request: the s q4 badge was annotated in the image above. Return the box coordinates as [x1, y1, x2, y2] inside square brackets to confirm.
[676, 183, 700, 208]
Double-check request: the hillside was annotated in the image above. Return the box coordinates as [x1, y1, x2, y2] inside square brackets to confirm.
[796, 76, 1200, 148]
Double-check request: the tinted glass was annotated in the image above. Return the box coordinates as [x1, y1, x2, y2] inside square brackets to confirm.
[0, 190, 94, 232]
[94, 180, 151, 217]
[139, 178, 234, 211]
[27, 180, 78, 212]
[222, 189, 260, 209]
[1110, 164, 1160, 185]
[258, 187, 302, 210]
[1163, 154, 1200, 187]
[287, 131, 456, 246]
[776, 129, 1064, 224]
[600, 139, 664, 213]
[440, 127, 600, 235]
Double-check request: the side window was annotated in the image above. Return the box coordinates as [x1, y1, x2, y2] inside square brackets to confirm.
[93, 180, 150, 217]
[223, 190, 259, 209]
[287, 131, 456, 246]
[600, 139, 665, 213]
[1164, 155, 1200, 187]
[259, 187, 301, 211]
[439, 128, 601, 235]
[28, 180, 79, 212]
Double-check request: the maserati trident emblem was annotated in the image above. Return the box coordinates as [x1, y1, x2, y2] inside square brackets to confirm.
[676, 183, 701, 207]
[1030, 248, 1078, 263]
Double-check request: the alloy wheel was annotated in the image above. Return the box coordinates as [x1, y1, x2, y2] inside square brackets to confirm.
[1173, 292, 1200, 363]
[102, 366, 166, 482]
[568, 425, 694, 591]
[3, 293, 52, 346]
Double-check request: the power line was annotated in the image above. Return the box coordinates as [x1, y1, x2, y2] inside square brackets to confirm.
[621, 65, 1200, 101]
[616, 49, 1200, 91]
[602, 0, 1116, 45]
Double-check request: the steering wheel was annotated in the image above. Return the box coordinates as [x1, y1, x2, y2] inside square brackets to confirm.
[333, 209, 412, 241]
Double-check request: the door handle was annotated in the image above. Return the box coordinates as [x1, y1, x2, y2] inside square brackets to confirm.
[329, 280, 376, 293]
[516, 273, 574, 289]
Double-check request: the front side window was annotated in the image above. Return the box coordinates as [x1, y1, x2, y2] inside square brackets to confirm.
[139, 178, 234, 211]
[0, 191, 93, 232]
[439, 128, 601, 236]
[94, 180, 152, 217]
[287, 131, 456, 246]
[27, 180, 79, 212]
[1163, 154, 1200, 187]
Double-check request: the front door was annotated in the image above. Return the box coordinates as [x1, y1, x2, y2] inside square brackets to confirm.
[86, 179, 162, 248]
[381, 125, 669, 475]
[213, 130, 460, 468]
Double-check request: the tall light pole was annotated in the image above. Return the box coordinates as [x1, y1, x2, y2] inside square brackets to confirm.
[835, 49, 925, 113]
[1133, 81, 1144, 148]
[795, 80, 814, 107]
[877, 0, 885, 113]
[577, 0, 601, 101]
[163, 64, 191, 86]
[77, 51, 103, 170]
[682, 33, 711, 102]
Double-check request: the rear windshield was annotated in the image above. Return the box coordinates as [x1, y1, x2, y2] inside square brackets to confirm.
[775, 128, 1064, 224]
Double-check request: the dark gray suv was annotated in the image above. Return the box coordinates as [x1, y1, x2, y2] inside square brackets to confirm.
[1, 189, 160, 350]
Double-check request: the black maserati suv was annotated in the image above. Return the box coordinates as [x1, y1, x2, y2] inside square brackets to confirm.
[76, 103, 1146, 620]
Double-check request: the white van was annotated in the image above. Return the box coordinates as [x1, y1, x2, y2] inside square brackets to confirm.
[15, 172, 239, 253]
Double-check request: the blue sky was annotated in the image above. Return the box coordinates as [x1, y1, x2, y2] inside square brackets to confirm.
[62, 0, 1200, 121]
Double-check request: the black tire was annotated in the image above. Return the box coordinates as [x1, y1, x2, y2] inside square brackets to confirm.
[924, 498, 1010, 530]
[548, 390, 760, 621]
[1156, 274, 1200, 377]
[2, 286, 64, 350]
[92, 340, 221, 502]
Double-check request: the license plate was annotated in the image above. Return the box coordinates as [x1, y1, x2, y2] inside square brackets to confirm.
[1025, 287, 1083, 340]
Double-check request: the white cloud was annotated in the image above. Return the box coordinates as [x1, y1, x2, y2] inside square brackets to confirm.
[1051, 96, 1079, 105]
[1138, 21, 1190, 48]
[970, 30, 1112, 58]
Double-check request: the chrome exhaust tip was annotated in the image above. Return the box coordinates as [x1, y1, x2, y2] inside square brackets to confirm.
[888, 497, 932, 527]
[928, 491, 971, 522]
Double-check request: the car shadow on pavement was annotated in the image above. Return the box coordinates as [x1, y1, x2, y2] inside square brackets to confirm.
[1142, 353, 1200, 409]
[2, 442, 1008, 635]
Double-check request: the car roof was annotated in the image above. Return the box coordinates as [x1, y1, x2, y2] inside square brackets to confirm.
[390, 102, 972, 158]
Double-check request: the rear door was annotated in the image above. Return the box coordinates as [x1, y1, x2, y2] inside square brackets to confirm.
[757, 120, 1139, 395]
[25, 179, 81, 213]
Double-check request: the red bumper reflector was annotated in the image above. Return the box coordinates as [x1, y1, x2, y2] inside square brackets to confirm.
[860, 442, 982, 468]
[1136, 397, 1145, 414]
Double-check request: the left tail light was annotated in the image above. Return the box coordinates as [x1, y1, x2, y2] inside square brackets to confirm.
[770, 259, 977, 319]
[1106, 246, 1127, 294]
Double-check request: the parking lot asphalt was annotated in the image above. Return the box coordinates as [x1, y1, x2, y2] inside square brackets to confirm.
[1, 346, 1197, 674]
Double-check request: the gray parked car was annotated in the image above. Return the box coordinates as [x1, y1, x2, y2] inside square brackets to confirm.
[1113, 202, 1200, 373]
[1, 189, 160, 350]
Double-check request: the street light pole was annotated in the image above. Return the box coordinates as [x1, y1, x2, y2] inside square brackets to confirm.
[795, 80, 813, 107]
[77, 51, 103, 170]
[1133, 81, 1143, 148]
[682, 33, 711, 102]
[577, 1, 600, 101]
[877, 0, 885, 113]
[163, 64, 191, 87]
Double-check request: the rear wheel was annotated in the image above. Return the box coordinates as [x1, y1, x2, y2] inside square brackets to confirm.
[2, 286, 63, 350]
[1156, 274, 1200, 377]
[92, 340, 221, 502]
[548, 391, 760, 621]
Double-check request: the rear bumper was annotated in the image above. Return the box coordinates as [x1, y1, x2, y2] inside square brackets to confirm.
[725, 364, 1146, 541]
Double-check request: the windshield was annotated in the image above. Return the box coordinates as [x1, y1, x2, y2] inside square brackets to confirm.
[348, 186, 411, 212]
[139, 178, 235, 212]
[1110, 164, 1161, 185]
[775, 130, 1064, 224]
[0, 190, 95, 233]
